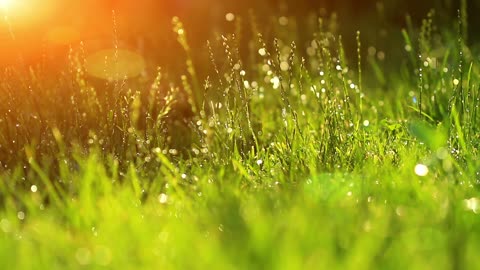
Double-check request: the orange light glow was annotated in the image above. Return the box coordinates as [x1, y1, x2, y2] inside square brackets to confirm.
[45, 26, 80, 45]
[0, 0, 57, 26]
[1, 0, 171, 68]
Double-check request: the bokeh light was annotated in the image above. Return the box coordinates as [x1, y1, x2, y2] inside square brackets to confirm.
[414, 164, 429, 177]
[85, 49, 145, 81]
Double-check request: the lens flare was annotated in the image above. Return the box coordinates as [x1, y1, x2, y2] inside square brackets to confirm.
[0, 0, 11, 10]
[0, 0, 57, 26]
[85, 49, 146, 81]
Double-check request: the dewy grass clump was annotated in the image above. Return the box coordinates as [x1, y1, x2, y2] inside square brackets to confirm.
[1, 2, 480, 269]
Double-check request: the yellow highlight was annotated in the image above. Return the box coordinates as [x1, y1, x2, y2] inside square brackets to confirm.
[0, 0, 56, 27]
[0, 0, 11, 10]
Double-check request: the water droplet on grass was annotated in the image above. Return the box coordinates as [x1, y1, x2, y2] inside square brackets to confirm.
[158, 193, 168, 204]
[414, 164, 429, 176]
[258, 48, 266, 56]
[271, 76, 280, 89]
[280, 61, 289, 71]
[225, 13, 235, 22]
[395, 206, 405, 217]
[464, 198, 480, 214]
[0, 219, 11, 233]
[279, 16, 289, 26]
[17, 211, 25, 220]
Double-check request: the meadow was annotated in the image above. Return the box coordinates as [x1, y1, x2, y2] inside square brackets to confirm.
[1, 1, 480, 269]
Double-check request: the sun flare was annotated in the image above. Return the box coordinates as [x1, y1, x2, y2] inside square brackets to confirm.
[0, 0, 11, 10]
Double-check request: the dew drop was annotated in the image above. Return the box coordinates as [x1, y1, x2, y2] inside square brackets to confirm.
[158, 193, 168, 204]
[414, 164, 429, 176]
[225, 13, 235, 22]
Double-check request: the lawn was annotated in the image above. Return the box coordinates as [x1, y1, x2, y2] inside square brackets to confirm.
[1, 1, 480, 269]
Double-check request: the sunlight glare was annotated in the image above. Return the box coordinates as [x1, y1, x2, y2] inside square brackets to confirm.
[0, 0, 57, 26]
[0, 0, 11, 10]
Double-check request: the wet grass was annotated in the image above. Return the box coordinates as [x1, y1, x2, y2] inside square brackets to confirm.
[1, 4, 480, 269]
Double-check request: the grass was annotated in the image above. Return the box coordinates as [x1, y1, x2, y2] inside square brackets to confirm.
[1, 3, 480, 269]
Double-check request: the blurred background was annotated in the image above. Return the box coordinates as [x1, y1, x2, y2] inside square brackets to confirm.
[0, 0, 476, 70]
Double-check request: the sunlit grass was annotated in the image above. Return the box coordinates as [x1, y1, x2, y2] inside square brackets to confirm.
[0, 2, 479, 269]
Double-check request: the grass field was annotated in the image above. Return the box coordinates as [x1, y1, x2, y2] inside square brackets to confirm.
[1, 1, 480, 269]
